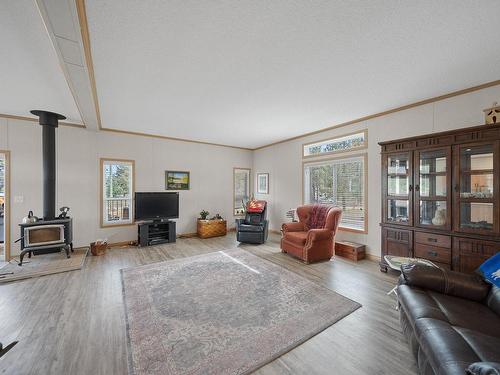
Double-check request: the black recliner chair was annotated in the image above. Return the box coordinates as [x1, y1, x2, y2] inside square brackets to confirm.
[236, 200, 269, 244]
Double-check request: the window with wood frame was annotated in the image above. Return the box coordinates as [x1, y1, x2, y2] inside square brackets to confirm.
[233, 168, 251, 216]
[101, 159, 134, 226]
[303, 130, 367, 157]
[303, 154, 367, 232]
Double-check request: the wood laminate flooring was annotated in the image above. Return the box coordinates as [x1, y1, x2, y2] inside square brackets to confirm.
[0, 234, 417, 375]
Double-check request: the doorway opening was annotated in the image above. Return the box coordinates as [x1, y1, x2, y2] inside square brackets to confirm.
[0, 151, 10, 262]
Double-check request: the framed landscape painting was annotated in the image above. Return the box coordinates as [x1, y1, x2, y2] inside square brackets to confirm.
[257, 173, 269, 194]
[165, 171, 190, 190]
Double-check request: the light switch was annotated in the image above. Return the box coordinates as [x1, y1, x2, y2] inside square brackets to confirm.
[14, 196, 24, 204]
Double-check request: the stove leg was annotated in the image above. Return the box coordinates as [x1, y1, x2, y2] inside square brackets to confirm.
[70, 242, 74, 253]
[19, 251, 26, 266]
[64, 245, 70, 259]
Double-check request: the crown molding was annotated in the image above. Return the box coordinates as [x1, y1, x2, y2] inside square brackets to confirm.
[70, 0, 500, 152]
[100, 127, 253, 150]
[253, 79, 500, 150]
[0, 113, 84, 128]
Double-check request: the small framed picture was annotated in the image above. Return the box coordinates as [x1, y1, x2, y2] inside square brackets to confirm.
[257, 173, 269, 194]
[165, 171, 190, 190]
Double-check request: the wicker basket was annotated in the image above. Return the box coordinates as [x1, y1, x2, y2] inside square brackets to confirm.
[90, 241, 108, 256]
[197, 219, 227, 239]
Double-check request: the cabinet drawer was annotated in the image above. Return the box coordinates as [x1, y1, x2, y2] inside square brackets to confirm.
[415, 232, 451, 248]
[414, 243, 451, 264]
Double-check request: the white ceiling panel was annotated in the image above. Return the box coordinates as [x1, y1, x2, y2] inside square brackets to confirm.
[0, 0, 81, 123]
[84, 1, 500, 148]
[86, 0, 500, 147]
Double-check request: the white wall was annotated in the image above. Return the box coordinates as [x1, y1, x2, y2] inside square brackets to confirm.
[0, 119, 252, 255]
[2, 84, 500, 257]
[253, 85, 500, 257]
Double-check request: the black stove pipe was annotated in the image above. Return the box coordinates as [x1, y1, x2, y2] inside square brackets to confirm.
[30, 110, 66, 220]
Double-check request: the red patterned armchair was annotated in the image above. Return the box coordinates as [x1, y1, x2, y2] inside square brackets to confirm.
[281, 205, 342, 264]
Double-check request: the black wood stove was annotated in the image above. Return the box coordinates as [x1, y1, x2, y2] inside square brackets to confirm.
[17, 110, 74, 265]
[18, 218, 73, 265]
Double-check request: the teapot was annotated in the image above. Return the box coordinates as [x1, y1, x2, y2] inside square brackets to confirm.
[22, 211, 39, 224]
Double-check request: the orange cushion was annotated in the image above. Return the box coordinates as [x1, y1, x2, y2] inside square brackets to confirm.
[284, 231, 308, 246]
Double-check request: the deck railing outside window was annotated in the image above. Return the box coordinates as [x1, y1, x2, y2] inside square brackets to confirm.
[101, 159, 134, 226]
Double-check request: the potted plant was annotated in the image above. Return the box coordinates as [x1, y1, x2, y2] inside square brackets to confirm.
[199, 210, 209, 220]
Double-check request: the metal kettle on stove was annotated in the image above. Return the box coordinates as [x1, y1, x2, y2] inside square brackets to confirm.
[22, 210, 39, 224]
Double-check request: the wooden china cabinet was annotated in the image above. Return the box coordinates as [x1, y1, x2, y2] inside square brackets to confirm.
[380, 123, 500, 274]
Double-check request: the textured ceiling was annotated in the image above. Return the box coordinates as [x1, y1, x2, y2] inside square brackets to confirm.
[3, 1, 500, 147]
[85, 0, 500, 148]
[0, 0, 81, 123]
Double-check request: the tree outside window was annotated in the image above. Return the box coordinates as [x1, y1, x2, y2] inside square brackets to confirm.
[101, 159, 134, 226]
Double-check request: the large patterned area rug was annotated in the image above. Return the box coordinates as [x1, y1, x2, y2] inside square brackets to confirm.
[121, 249, 361, 375]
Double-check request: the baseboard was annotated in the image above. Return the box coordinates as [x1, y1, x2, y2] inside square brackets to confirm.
[176, 232, 197, 238]
[365, 253, 381, 262]
[108, 240, 138, 248]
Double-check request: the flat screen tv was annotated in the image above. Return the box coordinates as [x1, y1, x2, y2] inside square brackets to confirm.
[135, 192, 179, 221]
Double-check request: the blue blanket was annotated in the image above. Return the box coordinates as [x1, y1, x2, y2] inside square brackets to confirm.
[478, 252, 500, 288]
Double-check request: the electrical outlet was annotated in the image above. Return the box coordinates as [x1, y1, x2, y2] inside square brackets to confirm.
[14, 195, 24, 204]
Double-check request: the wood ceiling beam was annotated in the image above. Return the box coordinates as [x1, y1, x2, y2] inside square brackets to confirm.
[44, 1, 500, 151]
[75, 0, 102, 130]
[35, 0, 100, 130]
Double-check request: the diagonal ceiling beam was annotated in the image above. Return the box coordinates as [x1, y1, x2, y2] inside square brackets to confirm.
[35, 0, 100, 130]
[75, 0, 102, 130]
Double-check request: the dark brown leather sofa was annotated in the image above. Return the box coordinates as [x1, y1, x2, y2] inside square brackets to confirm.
[397, 264, 500, 375]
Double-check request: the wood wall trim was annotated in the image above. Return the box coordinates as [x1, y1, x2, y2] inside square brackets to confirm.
[75, 0, 102, 129]
[107, 240, 137, 248]
[364, 253, 380, 262]
[0, 113, 84, 128]
[0, 150, 10, 261]
[52, 2, 500, 151]
[100, 127, 253, 151]
[176, 232, 198, 239]
[93, 79, 500, 152]
[73, 2, 252, 151]
[254, 79, 500, 151]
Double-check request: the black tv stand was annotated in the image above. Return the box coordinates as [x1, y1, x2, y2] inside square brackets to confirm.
[138, 220, 176, 247]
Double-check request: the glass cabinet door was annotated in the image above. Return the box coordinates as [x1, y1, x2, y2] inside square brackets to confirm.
[415, 148, 451, 229]
[454, 142, 499, 235]
[384, 152, 412, 225]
